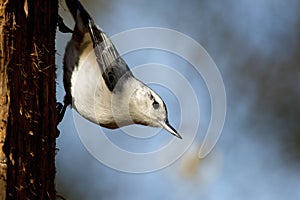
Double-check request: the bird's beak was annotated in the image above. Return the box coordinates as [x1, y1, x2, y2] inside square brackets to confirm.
[162, 121, 182, 139]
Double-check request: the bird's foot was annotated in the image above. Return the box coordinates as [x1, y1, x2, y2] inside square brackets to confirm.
[57, 15, 74, 34]
[56, 102, 67, 137]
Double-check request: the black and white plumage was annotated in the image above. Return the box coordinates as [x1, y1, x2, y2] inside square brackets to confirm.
[58, 0, 182, 139]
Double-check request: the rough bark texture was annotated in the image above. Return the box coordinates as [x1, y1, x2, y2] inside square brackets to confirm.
[0, 0, 58, 199]
[0, 1, 11, 199]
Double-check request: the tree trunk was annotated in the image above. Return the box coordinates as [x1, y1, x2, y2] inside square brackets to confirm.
[0, 0, 58, 199]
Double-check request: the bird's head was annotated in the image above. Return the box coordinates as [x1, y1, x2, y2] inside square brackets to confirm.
[128, 85, 182, 139]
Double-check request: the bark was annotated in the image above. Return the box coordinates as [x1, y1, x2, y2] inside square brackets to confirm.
[0, 0, 58, 199]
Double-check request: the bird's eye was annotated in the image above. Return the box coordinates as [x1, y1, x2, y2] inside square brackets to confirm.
[152, 101, 159, 109]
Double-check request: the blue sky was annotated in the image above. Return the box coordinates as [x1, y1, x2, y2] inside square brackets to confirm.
[56, 0, 300, 199]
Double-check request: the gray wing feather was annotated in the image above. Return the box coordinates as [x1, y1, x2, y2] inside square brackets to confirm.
[88, 20, 132, 91]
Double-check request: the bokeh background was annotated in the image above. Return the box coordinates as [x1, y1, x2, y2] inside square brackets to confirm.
[56, 0, 300, 199]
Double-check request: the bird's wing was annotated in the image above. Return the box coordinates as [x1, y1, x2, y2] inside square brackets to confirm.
[66, 0, 132, 91]
[88, 20, 132, 92]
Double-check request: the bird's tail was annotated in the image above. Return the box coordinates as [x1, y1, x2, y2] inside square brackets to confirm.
[65, 0, 93, 34]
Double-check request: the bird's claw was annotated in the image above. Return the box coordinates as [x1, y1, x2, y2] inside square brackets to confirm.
[56, 102, 66, 137]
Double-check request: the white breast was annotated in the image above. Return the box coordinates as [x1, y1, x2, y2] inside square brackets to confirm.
[69, 33, 145, 129]
[70, 40, 115, 127]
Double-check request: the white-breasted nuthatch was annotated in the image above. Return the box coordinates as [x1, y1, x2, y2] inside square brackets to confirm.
[57, 0, 182, 139]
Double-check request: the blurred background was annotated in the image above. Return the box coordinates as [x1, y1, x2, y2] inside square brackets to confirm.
[56, 0, 300, 199]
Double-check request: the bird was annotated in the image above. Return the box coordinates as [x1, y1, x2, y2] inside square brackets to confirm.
[57, 0, 182, 139]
